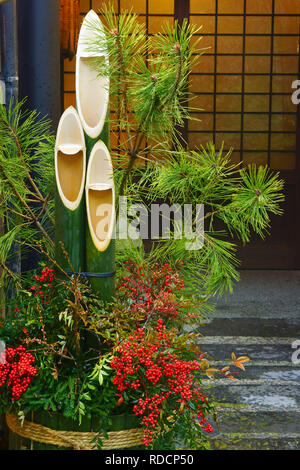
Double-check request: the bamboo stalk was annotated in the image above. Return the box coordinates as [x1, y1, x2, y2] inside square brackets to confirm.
[55, 195, 85, 274]
[55, 106, 86, 275]
[85, 120, 115, 301]
[76, 11, 115, 301]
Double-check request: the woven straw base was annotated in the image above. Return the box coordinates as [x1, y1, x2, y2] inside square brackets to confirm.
[6, 413, 144, 450]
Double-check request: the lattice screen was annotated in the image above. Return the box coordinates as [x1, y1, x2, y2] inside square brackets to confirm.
[63, 0, 300, 170]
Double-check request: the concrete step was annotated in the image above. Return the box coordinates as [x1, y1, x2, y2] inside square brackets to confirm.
[207, 361, 300, 383]
[210, 432, 300, 450]
[210, 405, 300, 435]
[235, 365, 300, 382]
[196, 336, 296, 345]
[202, 380, 300, 408]
[209, 360, 298, 368]
[197, 318, 300, 337]
[196, 339, 296, 362]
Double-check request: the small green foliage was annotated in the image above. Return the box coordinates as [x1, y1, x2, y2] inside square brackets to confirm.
[89, 354, 112, 386]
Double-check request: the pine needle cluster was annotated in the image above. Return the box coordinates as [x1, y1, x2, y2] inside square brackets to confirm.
[0, 98, 55, 293]
[85, 3, 204, 196]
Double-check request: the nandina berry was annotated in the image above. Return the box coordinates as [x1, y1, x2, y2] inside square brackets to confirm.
[110, 319, 212, 446]
[30, 267, 54, 302]
[118, 263, 187, 322]
[0, 345, 37, 401]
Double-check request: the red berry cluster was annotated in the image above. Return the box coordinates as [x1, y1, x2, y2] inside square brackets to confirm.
[30, 267, 54, 304]
[0, 345, 37, 401]
[13, 307, 20, 318]
[119, 262, 185, 321]
[110, 319, 213, 447]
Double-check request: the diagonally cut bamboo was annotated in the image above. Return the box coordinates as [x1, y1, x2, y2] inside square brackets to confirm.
[55, 106, 86, 273]
[76, 9, 109, 139]
[55, 106, 86, 211]
[86, 140, 115, 253]
[85, 134, 115, 300]
[75, 10, 115, 300]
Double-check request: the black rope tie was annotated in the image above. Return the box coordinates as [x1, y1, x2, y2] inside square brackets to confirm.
[66, 270, 116, 278]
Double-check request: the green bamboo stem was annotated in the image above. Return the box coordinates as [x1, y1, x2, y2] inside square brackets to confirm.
[55, 195, 85, 274]
[54, 107, 86, 276]
[85, 119, 116, 301]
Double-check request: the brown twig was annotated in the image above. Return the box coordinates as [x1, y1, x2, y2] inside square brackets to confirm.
[24, 339, 78, 364]
[2, 205, 32, 221]
[58, 241, 76, 275]
[37, 193, 51, 220]
[0, 259, 22, 290]
[35, 241, 71, 280]
[36, 304, 47, 343]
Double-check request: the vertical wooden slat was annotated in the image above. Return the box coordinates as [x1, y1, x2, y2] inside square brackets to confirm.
[174, 0, 189, 24]
[267, 0, 276, 167]
[60, 0, 80, 60]
[240, 0, 246, 163]
[174, 0, 190, 147]
[295, 17, 300, 267]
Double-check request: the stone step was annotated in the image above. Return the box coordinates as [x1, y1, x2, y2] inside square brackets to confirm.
[209, 405, 300, 435]
[209, 361, 300, 384]
[210, 432, 300, 450]
[196, 340, 296, 362]
[198, 271, 300, 450]
[202, 381, 300, 408]
[233, 365, 300, 382]
[209, 360, 297, 368]
[196, 336, 296, 345]
[197, 317, 300, 337]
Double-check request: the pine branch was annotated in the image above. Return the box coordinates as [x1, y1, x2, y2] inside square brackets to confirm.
[1, 163, 56, 246]
[118, 43, 183, 199]
[0, 100, 55, 261]
[112, 29, 134, 155]
[3, 120, 44, 202]
[0, 259, 22, 290]
[162, 42, 183, 107]
[2, 205, 32, 221]
[7, 121, 55, 226]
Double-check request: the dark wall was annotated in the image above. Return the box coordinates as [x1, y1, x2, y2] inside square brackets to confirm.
[17, 0, 61, 130]
[0, 0, 18, 105]
[17, 0, 61, 271]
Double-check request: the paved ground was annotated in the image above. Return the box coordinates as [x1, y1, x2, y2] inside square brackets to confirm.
[197, 270, 300, 450]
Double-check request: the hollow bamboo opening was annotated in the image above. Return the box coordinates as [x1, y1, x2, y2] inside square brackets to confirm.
[77, 56, 108, 129]
[57, 150, 84, 203]
[88, 187, 113, 244]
